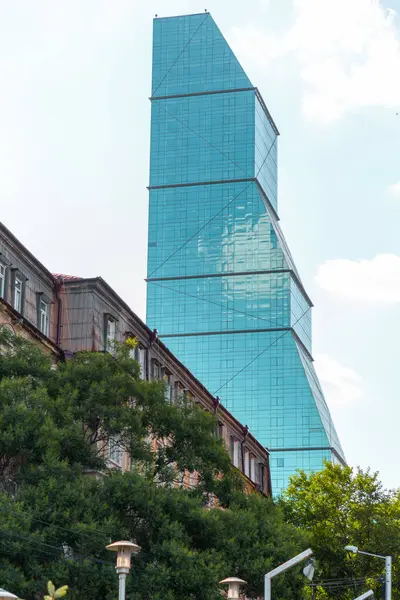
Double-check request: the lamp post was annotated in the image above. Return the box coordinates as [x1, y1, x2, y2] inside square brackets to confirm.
[0, 590, 18, 600]
[106, 540, 141, 600]
[264, 548, 313, 600]
[345, 546, 391, 600]
[219, 577, 247, 599]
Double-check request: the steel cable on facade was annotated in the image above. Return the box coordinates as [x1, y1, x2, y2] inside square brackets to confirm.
[147, 14, 314, 441]
[151, 11, 248, 183]
[150, 279, 310, 331]
[213, 306, 310, 395]
[151, 13, 210, 97]
[156, 103, 249, 177]
[148, 12, 280, 301]
[147, 136, 277, 279]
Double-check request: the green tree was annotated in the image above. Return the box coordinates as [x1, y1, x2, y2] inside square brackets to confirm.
[0, 330, 307, 600]
[0, 329, 238, 498]
[281, 462, 400, 599]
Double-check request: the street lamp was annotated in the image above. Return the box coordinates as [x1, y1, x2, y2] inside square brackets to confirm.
[106, 540, 141, 600]
[303, 558, 316, 581]
[219, 577, 247, 599]
[345, 546, 391, 600]
[264, 548, 313, 600]
[0, 590, 18, 600]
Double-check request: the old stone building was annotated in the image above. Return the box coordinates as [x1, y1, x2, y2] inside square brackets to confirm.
[0, 222, 271, 495]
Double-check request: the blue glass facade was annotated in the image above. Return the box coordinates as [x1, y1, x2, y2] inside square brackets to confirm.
[146, 13, 345, 493]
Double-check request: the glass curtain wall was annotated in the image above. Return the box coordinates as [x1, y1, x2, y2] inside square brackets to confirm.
[147, 13, 345, 492]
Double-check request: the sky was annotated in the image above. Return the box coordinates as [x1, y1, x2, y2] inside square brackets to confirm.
[1, 0, 399, 488]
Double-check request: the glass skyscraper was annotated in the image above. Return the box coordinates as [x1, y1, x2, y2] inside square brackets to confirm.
[146, 12, 345, 492]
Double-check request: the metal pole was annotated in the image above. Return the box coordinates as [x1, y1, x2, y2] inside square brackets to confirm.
[264, 548, 313, 600]
[345, 547, 391, 600]
[117, 567, 129, 600]
[385, 556, 392, 600]
[353, 590, 374, 600]
[264, 575, 271, 600]
[119, 573, 126, 600]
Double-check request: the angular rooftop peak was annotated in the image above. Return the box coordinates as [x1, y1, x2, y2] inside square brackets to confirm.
[151, 12, 252, 98]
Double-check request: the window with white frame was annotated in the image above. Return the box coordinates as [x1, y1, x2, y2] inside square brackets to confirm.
[259, 463, 265, 491]
[250, 454, 256, 481]
[244, 449, 250, 477]
[188, 471, 197, 489]
[108, 437, 122, 467]
[230, 436, 240, 468]
[39, 297, 50, 336]
[0, 262, 6, 299]
[163, 370, 172, 402]
[215, 421, 224, 439]
[151, 359, 161, 380]
[107, 318, 115, 345]
[104, 315, 116, 351]
[126, 335, 146, 378]
[137, 346, 145, 378]
[13, 276, 23, 313]
[184, 388, 195, 402]
[173, 381, 183, 403]
[126, 336, 137, 359]
[132, 344, 146, 378]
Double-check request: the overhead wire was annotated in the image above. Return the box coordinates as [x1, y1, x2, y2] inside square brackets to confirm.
[0, 530, 114, 566]
[308, 576, 383, 586]
[0, 505, 106, 542]
[0, 539, 61, 563]
[306, 577, 382, 592]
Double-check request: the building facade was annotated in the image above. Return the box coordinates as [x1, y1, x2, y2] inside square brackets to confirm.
[0, 222, 271, 496]
[146, 12, 345, 492]
[0, 224, 62, 359]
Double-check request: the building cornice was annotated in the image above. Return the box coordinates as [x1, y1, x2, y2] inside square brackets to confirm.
[0, 222, 55, 288]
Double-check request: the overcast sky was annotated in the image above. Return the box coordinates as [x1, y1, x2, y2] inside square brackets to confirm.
[1, 0, 400, 488]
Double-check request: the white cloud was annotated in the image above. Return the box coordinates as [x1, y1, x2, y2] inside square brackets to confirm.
[314, 353, 363, 407]
[388, 181, 400, 196]
[231, 0, 400, 122]
[316, 254, 400, 302]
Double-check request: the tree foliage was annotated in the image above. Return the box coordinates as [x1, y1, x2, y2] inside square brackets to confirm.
[0, 330, 307, 600]
[281, 462, 400, 599]
[0, 329, 238, 496]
